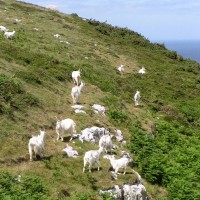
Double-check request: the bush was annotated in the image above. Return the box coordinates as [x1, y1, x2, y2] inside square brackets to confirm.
[165, 50, 177, 59]
[107, 109, 130, 126]
[0, 74, 39, 115]
[128, 121, 200, 198]
[0, 171, 49, 200]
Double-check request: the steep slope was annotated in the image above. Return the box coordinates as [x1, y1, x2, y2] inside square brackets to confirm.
[0, 0, 200, 199]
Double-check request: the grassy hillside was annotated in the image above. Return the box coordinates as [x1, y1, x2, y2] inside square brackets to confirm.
[0, 0, 200, 199]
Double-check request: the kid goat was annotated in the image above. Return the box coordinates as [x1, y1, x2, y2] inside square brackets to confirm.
[28, 130, 46, 161]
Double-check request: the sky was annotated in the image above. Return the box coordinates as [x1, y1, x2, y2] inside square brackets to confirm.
[22, 0, 200, 42]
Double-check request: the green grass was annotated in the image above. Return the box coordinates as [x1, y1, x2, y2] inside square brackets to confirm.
[0, 0, 199, 199]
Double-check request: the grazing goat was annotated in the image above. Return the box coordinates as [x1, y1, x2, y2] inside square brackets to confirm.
[83, 147, 105, 173]
[134, 90, 141, 106]
[72, 69, 81, 86]
[99, 134, 112, 153]
[118, 64, 125, 73]
[138, 67, 146, 74]
[71, 81, 85, 104]
[4, 30, 15, 39]
[28, 130, 46, 161]
[104, 155, 132, 178]
[0, 25, 9, 32]
[56, 118, 76, 141]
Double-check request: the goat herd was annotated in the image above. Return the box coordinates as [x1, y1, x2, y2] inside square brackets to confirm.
[1, 24, 147, 199]
[28, 69, 147, 199]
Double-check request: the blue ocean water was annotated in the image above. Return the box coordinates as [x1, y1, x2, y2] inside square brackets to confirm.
[156, 40, 200, 63]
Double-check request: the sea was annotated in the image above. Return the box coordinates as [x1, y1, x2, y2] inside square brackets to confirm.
[154, 40, 200, 63]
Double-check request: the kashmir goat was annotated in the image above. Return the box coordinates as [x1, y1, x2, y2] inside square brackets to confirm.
[134, 90, 141, 106]
[56, 118, 76, 141]
[99, 134, 112, 153]
[118, 64, 125, 73]
[104, 155, 132, 178]
[0, 25, 9, 32]
[138, 67, 146, 74]
[28, 130, 46, 161]
[54, 34, 61, 39]
[72, 69, 81, 86]
[62, 144, 79, 158]
[4, 30, 15, 39]
[83, 147, 105, 173]
[71, 81, 85, 104]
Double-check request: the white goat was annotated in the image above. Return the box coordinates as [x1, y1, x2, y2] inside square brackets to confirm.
[134, 90, 141, 106]
[71, 81, 85, 104]
[118, 64, 125, 73]
[72, 69, 81, 86]
[71, 105, 85, 109]
[104, 155, 132, 177]
[114, 128, 124, 142]
[28, 130, 46, 161]
[99, 134, 112, 153]
[138, 67, 146, 74]
[62, 144, 79, 158]
[54, 34, 61, 39]
[56, 118, 76, 141]
[4, 30, 15, 39]
[14, 18, 21, 23]
[0, 26, 9, 32]
[74, 109, 86, 114]
[83, 147, 105, 173]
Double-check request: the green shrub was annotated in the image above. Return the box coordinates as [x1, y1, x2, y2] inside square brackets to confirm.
[128, 121, 200, 198]
[107, 109, 130, 126]
[165, 50, 177, 59]
[0, 171, 49, 200]
[0, 74, 39, 115]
